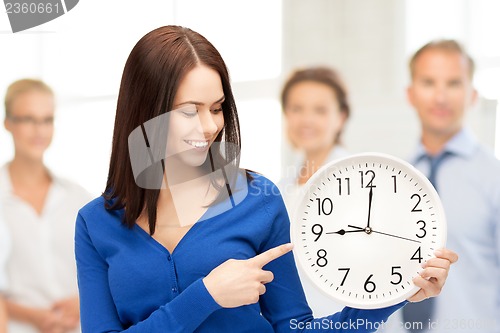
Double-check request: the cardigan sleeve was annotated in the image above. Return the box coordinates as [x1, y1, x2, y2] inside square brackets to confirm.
[257, 183, 405, 332]
[75, 212, 221, 333]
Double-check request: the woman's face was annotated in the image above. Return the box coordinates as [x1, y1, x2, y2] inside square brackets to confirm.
[284, 81, 346, 154]
[4, 90, 54, 162]
[166, 64, 225, 169]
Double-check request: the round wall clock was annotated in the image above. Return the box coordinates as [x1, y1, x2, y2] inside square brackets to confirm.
[290, 152, 447, 309]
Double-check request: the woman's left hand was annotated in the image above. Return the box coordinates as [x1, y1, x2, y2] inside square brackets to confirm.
[407, 248, 459, 302]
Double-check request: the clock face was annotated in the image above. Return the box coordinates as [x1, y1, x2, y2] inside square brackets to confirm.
[290, 153, 447, 309]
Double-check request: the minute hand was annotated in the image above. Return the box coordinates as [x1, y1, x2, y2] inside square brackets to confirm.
[366, 187, 373, 229]
[347, 224, 421, 243]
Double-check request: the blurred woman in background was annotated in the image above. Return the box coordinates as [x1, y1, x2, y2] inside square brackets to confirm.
[278, 67, 350, 213]
[278, 67, 351, 317]
[0, 202, 8, 333]
[2, 79, 90, 333]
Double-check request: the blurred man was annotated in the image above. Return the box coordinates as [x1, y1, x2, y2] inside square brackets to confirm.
[384, 40, 500, 333]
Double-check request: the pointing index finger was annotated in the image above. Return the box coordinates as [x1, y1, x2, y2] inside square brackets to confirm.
[250, 243, 294, 267]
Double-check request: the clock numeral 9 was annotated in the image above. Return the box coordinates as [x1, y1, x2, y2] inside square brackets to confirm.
[316, 249, 328, 267]
[336, 177, 350, 195]
[390, 266, 402, 285]
[364, 274, 376, 293]
[411, 246, 423, 263]
[416, 220, 426, 238]
[316, 198, 333, 215]
[311, 224, 323, 242]
[411, 194, 422, 212]
[359, 170, 376, 188]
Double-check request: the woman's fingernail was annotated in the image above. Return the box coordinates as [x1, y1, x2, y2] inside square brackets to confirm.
[434, 249, 443, 257]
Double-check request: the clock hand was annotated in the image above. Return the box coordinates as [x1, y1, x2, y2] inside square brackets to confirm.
[366, 186, 373, 229]
[347, 224, 364, 230]
[348, 224, 421, 243]
[370, 230, 421, 243]
[325, 229, 365, 235]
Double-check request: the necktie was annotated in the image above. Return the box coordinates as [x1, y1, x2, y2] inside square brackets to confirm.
[402, 152, 449, 332]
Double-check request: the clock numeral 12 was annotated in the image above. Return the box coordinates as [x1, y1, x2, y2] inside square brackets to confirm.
[392, 175, 397, 193]
[316, 198, 333, 215]
[359, 170, 376, 188]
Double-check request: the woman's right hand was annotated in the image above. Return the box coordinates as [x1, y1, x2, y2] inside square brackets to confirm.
[203, 243, 293, 308]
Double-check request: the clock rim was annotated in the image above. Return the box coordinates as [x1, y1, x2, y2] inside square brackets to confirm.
[290, 151, 447, 309]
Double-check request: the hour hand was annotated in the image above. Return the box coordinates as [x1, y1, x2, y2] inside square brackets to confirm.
[326, 228, 365, 235]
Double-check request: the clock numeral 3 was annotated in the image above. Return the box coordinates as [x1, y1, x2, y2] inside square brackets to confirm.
[410, 246, 423, 263]
[411, 194, 422, 212]
[316, 198, 333, 215]
[359, 170, 376, 188]
[364, 274, 376, 293]
[316, 249, 328, 267]
[416, 220, 427, 238]
[311, 224, 323, 242]
[390, 266, 402, 285]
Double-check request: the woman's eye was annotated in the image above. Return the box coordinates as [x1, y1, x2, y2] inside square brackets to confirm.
[212, 108, 223, 114]
[182, 111, 197, 118]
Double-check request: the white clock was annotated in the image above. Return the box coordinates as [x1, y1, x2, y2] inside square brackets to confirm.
[290, 152, 447, 309]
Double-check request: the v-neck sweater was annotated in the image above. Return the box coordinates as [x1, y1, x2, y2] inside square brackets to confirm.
[75, 171, 404, 332]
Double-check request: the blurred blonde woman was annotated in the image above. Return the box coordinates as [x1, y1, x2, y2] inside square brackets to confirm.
[2, 79, 90, 333]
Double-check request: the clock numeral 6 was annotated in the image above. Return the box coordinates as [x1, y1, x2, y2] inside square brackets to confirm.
[364, 274, 376, 293]
[316, 249, 328, 267]
[316, 198, 333, 215]
[390, 266, 402, 285]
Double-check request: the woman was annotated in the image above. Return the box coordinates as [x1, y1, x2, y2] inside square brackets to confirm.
[278, 67, 353, 317]
[0, 202, 8, 333]
[278, 67, 350, 213]
[2, 79, 90, 333]
[75, 25, 457, 332]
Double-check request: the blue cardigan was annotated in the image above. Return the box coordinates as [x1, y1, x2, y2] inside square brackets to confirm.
[75, 171, 404, 332]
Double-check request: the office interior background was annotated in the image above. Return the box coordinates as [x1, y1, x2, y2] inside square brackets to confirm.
[1, 0, 499, 197]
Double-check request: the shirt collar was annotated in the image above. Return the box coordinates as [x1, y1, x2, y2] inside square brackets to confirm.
[410, 128, 478, 164]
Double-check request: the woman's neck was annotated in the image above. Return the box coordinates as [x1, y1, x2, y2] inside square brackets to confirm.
[8, 155, 50, 186]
